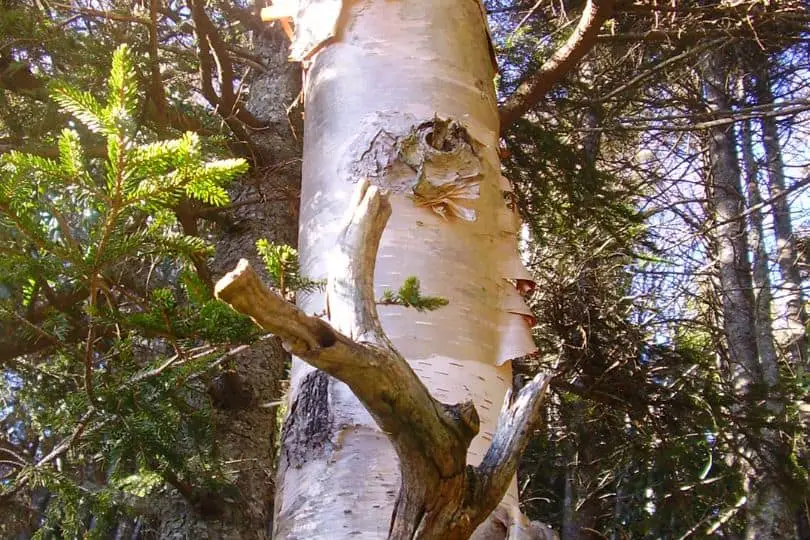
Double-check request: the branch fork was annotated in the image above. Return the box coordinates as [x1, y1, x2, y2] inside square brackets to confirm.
[215, 180, 551, 539]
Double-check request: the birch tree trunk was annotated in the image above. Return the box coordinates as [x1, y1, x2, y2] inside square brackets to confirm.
[701, 51, 794, 539]
[263, 1, 539, 538]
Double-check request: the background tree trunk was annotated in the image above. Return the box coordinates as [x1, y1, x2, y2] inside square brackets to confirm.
[156, 25, 301, 539]
[701, 50, 794, 539]
[754, 64, 807, 372]
[752, 55, 810, 540]
[740, 109, 781, 402]
[560, 95, 601, 540]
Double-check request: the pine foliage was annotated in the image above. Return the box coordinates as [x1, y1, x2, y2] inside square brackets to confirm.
[0, 45, 256, 538]
[380, 277, 449, 312]
[256, 239, 324, 297]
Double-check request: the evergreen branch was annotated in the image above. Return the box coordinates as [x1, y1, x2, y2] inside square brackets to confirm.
[379, 276, 449, 312]
[107, 44, 139, 118]
[0, 409, 97, 502]
[50, 84, 108, 135]
[0, 200, 73, 262]
[3, 306, 62, 348]
[256, 240, 325, 296]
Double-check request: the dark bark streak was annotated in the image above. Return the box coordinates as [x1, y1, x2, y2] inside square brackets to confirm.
[281, 370, 333, 468]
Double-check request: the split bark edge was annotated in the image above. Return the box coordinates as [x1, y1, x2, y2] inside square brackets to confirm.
[215, 181, 551, 539]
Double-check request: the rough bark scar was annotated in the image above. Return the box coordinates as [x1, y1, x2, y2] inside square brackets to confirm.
[349, 116, 483, 221]
[281, 370, 332, 468]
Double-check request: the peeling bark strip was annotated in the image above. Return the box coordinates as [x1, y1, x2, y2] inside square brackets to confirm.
[216, 181, 551, 539]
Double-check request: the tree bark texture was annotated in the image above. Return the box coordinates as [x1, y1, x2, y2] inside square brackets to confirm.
[156, 26, 301, 539]
[739, 111, 781, 400]
[258, 2, 545, 537]
[701, 51, 794, 540]
[216, 181, 552, 539]
[752, 59, 810, 540]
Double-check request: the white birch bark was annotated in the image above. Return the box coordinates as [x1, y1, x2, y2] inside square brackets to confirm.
[263, 1, 540, 538]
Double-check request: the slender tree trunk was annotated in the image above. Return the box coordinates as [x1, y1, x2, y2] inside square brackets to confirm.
[560, 421, 598, 540]
[753, 60, 810, 540]
[156, 26, 301, 539]
[701, 51, 793, 539]
[703, 57, 760, 401]
[739, 111, 781, 400]
[739, 111, 792, 535]
[561, 98, 601, 540]
[753, 66, 807, 372]
[271, 1, 538, 537]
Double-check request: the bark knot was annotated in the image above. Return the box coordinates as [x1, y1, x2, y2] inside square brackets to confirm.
[348, 115, 482, 221]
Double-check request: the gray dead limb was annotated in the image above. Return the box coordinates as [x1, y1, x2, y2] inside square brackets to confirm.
[215, 180, 551, 540]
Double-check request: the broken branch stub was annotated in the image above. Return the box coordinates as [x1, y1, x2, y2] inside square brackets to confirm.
[215, 181, 551, 539]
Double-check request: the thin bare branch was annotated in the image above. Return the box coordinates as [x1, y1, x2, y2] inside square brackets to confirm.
[499, 0, 616, 132]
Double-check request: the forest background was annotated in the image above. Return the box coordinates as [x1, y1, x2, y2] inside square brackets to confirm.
[1, 0, 809, 538]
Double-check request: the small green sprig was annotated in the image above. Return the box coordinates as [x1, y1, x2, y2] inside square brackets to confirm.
[256, 239, 325, 297]
[379, 276, 448, 312]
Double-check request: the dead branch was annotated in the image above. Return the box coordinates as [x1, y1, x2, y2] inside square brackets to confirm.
[498, 0, 616, 132]
[187, 0, 265, 129]
[216, 181, 551, 539]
